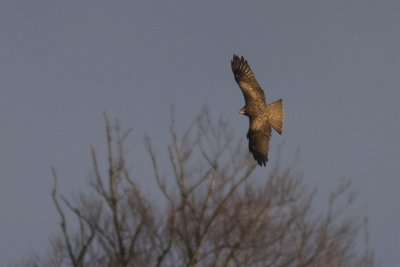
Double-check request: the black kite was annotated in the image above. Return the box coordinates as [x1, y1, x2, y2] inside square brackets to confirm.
[231, 54, 284, 166]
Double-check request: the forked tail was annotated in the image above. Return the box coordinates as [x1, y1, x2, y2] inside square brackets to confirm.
[268, 99, 284, 135]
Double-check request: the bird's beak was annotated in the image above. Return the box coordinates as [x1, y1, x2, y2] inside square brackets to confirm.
[239, 108, 245, 115]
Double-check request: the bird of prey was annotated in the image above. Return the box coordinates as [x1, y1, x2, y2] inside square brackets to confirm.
[231, 54, 284, 166]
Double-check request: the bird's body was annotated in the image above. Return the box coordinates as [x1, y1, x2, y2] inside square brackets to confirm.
[231, 55, 284, 166]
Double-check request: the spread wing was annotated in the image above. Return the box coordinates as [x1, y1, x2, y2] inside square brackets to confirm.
[231, 54, 266, 104]
[247, 117, 271, 166]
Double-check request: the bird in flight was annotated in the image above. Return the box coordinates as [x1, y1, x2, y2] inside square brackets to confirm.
[231, 54, 284, 166]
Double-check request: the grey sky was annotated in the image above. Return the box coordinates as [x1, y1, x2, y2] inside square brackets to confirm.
[0, 1, 399, 266]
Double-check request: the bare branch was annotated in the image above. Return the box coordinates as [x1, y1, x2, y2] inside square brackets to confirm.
[23, 110, 374, 267]
[51, 168, 78, 266]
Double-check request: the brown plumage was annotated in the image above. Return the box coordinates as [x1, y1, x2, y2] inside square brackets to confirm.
[231, 54, 284, 166]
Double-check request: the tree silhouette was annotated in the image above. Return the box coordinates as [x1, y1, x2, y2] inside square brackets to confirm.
[18, 109, 374, 267]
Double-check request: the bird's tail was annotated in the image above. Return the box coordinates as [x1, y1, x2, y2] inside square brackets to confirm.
[268, 99, 284, 135]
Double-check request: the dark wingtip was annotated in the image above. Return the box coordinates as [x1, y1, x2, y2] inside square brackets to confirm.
[231, 54, 249, 78]
[231, 54, 239, 65]
[231, 54, 249, 69]
[257, 157, 267, 167]
[253, 153, 268, 167]
[232, 54, 246, 63]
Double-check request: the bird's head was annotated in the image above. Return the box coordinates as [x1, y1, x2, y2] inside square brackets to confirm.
[239, 107, 248, 116]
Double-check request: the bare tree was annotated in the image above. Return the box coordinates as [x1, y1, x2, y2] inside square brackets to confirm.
[18, 109, 374, 267]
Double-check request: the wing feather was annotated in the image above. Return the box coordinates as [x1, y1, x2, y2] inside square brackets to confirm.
[231, 54, 266, 104]
[247, 118, 271, 166]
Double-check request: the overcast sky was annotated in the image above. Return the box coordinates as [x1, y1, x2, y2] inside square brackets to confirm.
[0, 1, 399, 266]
